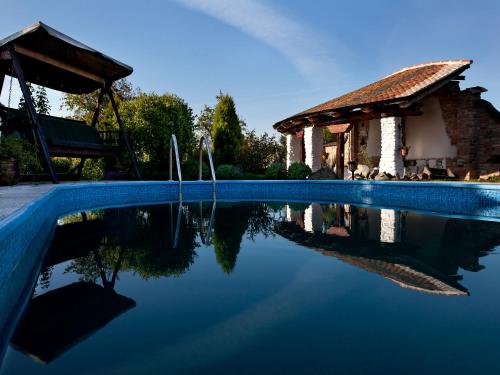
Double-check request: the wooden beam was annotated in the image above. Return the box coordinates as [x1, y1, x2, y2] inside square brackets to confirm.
[0, 49, 10, 60]
[107, 87, 141, 180]
[316, 106, 422, 127]
[325, 111, 344, 119]
[10, 47, 58, 183]
[336, 133, 344, 179]
[91, 88, 106, 128]
[0, 73, 4, 97]
[326, 123, 352, 134]
[14, 45, 106, 84]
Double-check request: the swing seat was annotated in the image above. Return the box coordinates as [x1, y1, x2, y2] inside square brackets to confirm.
[1, 108, 121, 158]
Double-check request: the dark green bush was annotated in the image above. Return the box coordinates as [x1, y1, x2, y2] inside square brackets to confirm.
[182, 159, 210, 181]
[264, 162, 287, 180]
[287, 162, 312, 180]
[216, 164, 243, 180]
[0, 135, 42, 174]
[52, 157, 73, 173]
[242, 172, 265, 180]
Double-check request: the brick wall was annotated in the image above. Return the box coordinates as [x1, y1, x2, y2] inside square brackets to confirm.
[438, 82, 500, 179]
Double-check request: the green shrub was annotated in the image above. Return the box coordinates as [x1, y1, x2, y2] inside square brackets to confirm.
[216, 164, 243, 180]
[264, 162, 287, 180]
[0, 135, 23, 160]
[52, 157, 73, 173]
[182, 159, 211, 181]
[0, 135, 42, 174]
[81, 159, 104, 180]
[288, 162, 312, 180]
[241, 130, 286, 173]
[242, 172, 265, 180]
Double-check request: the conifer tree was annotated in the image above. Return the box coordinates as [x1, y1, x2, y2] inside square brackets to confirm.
[211, 93, 243, 165]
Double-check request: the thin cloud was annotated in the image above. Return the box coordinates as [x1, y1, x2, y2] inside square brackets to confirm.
[175, 0, 347, 83]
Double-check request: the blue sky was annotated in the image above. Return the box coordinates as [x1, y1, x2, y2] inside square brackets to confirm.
[1, 0, 499, 134]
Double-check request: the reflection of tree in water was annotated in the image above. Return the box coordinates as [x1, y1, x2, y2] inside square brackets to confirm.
[41, 202, 282, 285]
[46, 204, 199, 287]
[212, 202, 279, 274]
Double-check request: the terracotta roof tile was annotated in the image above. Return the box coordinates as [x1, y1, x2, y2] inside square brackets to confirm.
[274, 60, 472, 131]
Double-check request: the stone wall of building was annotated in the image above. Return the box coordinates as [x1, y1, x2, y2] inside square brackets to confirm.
[349, 83, 499, 179]
[437, 83, 500, 179]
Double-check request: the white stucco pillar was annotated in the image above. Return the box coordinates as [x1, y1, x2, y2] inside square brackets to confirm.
[286, 134, 302, 169]
[380, 209, 401, 243]
[379, 116, 404, 177]
[304, 126, 323, 172]
[304, 203, 323, 233]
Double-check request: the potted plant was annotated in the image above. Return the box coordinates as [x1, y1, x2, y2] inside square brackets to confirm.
[401, 145, 411, 158]
[0, 135, 22, 185]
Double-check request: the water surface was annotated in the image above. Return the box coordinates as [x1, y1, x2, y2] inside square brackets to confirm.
[2, 201, 500, 374]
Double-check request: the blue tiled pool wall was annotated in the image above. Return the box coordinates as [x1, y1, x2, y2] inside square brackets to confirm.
[0, 179, 499, 362]
[207, 181, 500, 219]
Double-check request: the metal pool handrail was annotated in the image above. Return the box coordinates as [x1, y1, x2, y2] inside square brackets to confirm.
[169, 134, 182, 183]
[170, 201, 183, 249]
[198, 136, 216, 184]
[199, 200, 216, 245]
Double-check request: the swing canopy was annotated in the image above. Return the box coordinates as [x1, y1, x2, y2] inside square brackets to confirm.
[0, 22, 133, 94]
[0, 22, 141, 183]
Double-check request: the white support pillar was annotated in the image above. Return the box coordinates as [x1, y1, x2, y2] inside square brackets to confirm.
[379, 116, 404, 178]
[286, 134, 302, 169]
[380, 209, 401, 243]
[304, 126, 323, 172]
[304, 203, 323, 233]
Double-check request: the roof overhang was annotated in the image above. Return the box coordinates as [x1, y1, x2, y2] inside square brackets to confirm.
[0, 22, 133, 94]
[274, 60, 472, 133]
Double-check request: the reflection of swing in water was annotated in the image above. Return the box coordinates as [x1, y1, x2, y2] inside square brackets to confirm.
[11, 238, 135, 364]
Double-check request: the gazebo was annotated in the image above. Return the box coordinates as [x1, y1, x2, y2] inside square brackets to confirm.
[0, 22, 141, 183]
[274, 60, 474, 179]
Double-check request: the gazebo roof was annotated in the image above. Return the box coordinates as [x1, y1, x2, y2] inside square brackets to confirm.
[0, 22, 133, 94]
[274, 60, 472, 133]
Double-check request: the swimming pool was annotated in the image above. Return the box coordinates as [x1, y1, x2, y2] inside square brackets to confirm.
[0, 181, 499, 373]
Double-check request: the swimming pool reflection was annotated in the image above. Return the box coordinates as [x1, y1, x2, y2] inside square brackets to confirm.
[8, 201, 500, 368]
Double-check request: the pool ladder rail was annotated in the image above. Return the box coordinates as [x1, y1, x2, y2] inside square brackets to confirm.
[168, 134, 217, 198]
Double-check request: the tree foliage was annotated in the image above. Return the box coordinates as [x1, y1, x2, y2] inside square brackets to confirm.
[18, 83, 51, 115]
[211, 94, 244, 165]
[121, 93, 196, 169]
[195, 104, 215, 139]
[61, 79, 135, 128]
[241, 130, 286, 173]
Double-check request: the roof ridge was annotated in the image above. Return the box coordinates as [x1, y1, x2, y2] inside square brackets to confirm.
[385, 60, 472, 78]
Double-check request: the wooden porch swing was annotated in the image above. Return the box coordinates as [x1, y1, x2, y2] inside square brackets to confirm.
[0, 22, 141, 183]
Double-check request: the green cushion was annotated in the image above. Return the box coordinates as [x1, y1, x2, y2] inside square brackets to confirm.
[3, 108, 102, 145]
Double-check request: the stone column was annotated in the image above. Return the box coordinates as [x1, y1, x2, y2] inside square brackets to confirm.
[379, 116, 404, 177]
[380, 209, 401, 243]
[286, 134, 302, 169]
[304, 203, 323, 233]
[304, 126, 323, 172]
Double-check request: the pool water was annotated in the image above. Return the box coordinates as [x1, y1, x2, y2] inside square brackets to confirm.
[2, 201, 500, 374]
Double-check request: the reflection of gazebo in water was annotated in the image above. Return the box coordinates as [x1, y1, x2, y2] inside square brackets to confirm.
[276, 220, 469, 296]
[11, 214, 136, 364]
